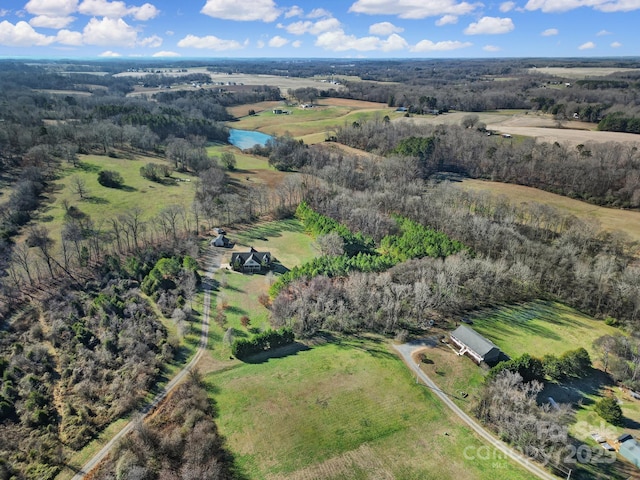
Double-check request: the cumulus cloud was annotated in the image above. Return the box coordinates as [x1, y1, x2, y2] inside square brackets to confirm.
[138, 34, 162, 47]
[526, 0, 640, 13]
[29, 15, 76, 29]
[349, 0, 481, 19]
[611, 41, 622, 47]
[410, 38, 472, 51]
[282, 17, 341, 35]
[500, 1, 516, 11]
[464, 16, 514, 35]
[307, 8, 332, 18]
[483, 44, 501, 51]
[56, 29, 83, 45]
[0, 10, 9, 17]
[177, 34, 244, 50]
[25, 0, 78, 17]
[152, 50, 180, 56]
[77, 0, 159, 20]
[316, 30, 407, 52]
[0, 20, 55, 46]
[436, 15, 458, 26]
[541, 28, 558, 36]
[99, 50, 121, 56]
[201, 0, 280, 22]
[578, 41, 595, 50]
[82, 17, 137, 46]
[268, 35, 289, 47]
[285, 5, 303, 18]
[369, 21, 403, 35]
[596, 29, 611, 36]
[292, 39, 302, 47]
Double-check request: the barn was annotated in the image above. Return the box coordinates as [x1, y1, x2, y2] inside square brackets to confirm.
[450, 325, 502, 365]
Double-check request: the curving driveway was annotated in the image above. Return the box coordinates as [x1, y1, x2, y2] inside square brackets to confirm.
[393, 340, 560, 480]
[70, 248, 221, 479]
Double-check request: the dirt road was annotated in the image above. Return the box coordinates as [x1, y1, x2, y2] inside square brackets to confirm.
[70, 248, 221, 479]
[393, 340, 560, 480]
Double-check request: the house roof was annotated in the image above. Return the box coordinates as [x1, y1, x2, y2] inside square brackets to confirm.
[231, 250, 271, 264]
[451, 325, 500, 359]
[620, 438, 640, 465]
[618, 433, 634, 442]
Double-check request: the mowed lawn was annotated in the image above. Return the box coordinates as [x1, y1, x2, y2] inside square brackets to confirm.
[469, 300, 620, 359]
[207, 336, 534, 480]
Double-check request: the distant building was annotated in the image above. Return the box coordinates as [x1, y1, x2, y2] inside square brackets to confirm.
[450, 325, 502, 365]
[211, 234, 231, 247]
[230, 247, 271, 273]
[619, 438, 640, 468]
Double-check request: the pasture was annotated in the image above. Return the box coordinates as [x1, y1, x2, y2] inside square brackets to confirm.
[455, 179, 640, 244]
[206, 335, 534, 480]
[468, 300, 620, 359]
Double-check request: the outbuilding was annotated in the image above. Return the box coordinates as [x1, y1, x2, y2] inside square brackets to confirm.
[619, 438, 640, 468]
[450, 325, 502, 365]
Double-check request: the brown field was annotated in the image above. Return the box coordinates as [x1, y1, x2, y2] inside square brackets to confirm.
[528, 66, 640, 79]
[456, 179, 640, 243]
[403, 110, 640, 147]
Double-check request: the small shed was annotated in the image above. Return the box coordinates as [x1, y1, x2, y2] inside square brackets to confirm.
[618, 433, 634, 444]
[620, 438, 640, 468]
[450, 325, 502, 365]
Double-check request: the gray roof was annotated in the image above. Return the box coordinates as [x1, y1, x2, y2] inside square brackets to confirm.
[620, 438, 640, 466]
[451, 325, 501, 359]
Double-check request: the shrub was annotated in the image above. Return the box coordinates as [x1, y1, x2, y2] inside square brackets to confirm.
[231, 328, 294, 358]
[97, 170, 124, 188]
[594, 396, 624, 426]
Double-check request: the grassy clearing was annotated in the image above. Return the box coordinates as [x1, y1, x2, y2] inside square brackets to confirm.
[456, 179, 640, 244]
[206, 335, 534, 480]
[469, 300, 620, 359]
[33, 154, 195, 251]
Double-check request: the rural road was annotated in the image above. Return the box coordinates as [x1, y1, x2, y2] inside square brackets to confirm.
[393, 340, 560, 480]
[71, 248, 221, 479]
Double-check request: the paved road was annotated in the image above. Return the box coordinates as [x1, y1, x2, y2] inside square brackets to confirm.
[71, 249, 220, 479]
[393, 341, 560, 480]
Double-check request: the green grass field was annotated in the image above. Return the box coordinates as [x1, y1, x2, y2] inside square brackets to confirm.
[207, 335, 534, 480]
[469, 300, 620, 359]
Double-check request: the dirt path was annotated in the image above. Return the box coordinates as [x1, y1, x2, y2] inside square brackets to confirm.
[71, 247, 221, 479]
[393, 340, 560, 480]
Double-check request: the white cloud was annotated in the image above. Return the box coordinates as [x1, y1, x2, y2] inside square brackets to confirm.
[177, 34, 244, 50]
[285, 5, 304, 18]
[578, 41, 595, 50]
[483, 44, 501, 51]
[611, 41, 622, 47]
[526, 0, 640, 13]
[152, 50, 180, 57]
[201, 0, 280, 22]
[307, 8, 332, 18]
[283, 17, 341, 35]
[410, 38, 472, 51]
[82, 17, 137, 46]
[25, 0, 78, 17]
[541, 28, 558, 36]
[257, 39, 265, 48]
[464, 16, 514, 35]
[500, 1, 515, 11]
[268, 35, 289, 47]
[436, 15, 458, 26]
[77, 0, 159, 20]
[596, 29, 611, 36]
[56, 29, 83, 45]
[316, 30, 407, 52]
[99, 49, 121, 56]
[29, 15, 76, 29]
[369, 21, 403, 35]
[348, 0, 481, 19]
[292, 39, 302, 47]
[0, 20, 55, 46]
[138, 34, 162, 47]
[165, 30, 174, 35]
[0, 10, 9, 17]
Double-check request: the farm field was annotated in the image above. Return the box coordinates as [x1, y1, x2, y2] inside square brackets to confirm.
[455, 179, 640, 244]
[468, 300, 620, 359]
[206, 335, 534, 480]
[528, 66, 640, 79]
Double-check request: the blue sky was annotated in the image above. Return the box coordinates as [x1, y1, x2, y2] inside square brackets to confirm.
[0, 0, 636, 58]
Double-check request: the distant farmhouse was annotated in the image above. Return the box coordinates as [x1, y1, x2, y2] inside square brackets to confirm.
[450, 325, 502, 365]
[231, 247, 271, 273]
[619, 436, 640, 468]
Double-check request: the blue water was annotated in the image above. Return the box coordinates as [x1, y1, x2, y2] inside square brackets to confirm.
[228, 129, 273, 149]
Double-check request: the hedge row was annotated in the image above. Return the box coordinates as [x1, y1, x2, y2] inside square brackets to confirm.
[231, 328, 295, 358]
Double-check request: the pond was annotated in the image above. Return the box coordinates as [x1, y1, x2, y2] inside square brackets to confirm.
[228, 129, 273, 150]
